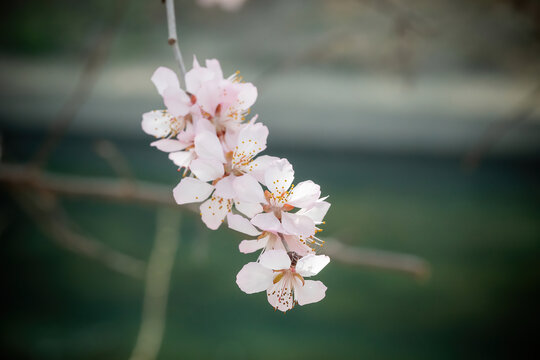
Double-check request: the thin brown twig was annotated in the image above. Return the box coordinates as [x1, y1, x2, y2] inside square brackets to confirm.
[30, 0, 131, 169]
[0, 163, 430, 278]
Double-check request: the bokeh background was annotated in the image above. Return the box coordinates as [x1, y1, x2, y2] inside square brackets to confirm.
[1, 0, 540, 359]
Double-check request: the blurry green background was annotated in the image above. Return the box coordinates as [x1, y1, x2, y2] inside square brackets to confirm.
[1, 0, 540, 359]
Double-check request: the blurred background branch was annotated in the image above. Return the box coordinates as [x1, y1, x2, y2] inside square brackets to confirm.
[30, 0, 132, 170]
[462, 82, 540, 170]
[0, 162, 430, 278]
[9, 189, 146, 279]
[130, 209, 180, 360]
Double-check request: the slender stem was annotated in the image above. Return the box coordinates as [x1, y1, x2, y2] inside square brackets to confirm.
[279, 234, 290, 252]
[165, 0, 186, 85]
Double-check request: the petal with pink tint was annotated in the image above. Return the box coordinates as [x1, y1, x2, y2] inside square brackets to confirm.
[248, 155, 279, 183]
[205, 59, 224, 80]
[227, 213, 261, 236]
[189, 158, 224, 182]
[264, 158, 294, 195]
[296, 254, 330, 277]
[234, 200, 263, 218]
[287, 180, 321, 209]
[232, 123, 268, 169]
[295, 280, 327, 306]
[173, 177, 214, 204]
[235, 82, 257, 110]
[214, 175, 236, 199]
[259, 249, 291, 270]
[200, 196, 231, 230]
[232, 174, 265, 203]
[163, 87, 191, 117]
[297, 200, 331, 224]
[193, 116, 215, 134]
[238, 235, 268, 254]
[194, 131, 226, 162]
[196, 83, 221, 116]
[266, 281, 294, 312]
[141, 110, 173, 138]
[251, 212, 283, 233]
[236, 262, 273, 294]
[185, 66, 214, 94]
[282, 234, 315, 257]
[151, 67, 180, 96]
[168, 150, 195, 168]
[281, 212, 316, 238]
[150, 139, 188, 152]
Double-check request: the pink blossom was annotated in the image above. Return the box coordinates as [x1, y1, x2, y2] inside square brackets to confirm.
[236, 250, 329, 312]
[185, 58, 257, 134]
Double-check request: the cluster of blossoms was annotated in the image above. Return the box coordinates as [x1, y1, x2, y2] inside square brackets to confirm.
[142, 58, 331, 312]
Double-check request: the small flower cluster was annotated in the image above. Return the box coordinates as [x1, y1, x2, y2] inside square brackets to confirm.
[142, 58, 331, 312]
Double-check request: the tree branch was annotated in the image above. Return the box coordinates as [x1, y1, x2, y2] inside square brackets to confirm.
[130, 209, 180, 360]
[0, 163, 430, 278]
[30, 0, 131, 169]
[462, 83, 540, 171]
[10, 190, 146, 279]
[323, 239, 430, 279]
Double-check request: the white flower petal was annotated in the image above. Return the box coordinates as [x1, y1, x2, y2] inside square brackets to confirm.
[297, 200, 331, 224]
[238, 235, 268, 254]
[200, 196, 231, 230]
[287, 180, 321, 209]
[185, 66, 214, 94]
[295, 280, 327, 306]
[172, 177, 214, 204]
[141, 110, 173, 138]
[250, 212, 283, 233]
[259, 249, 291, 270]
[232, 123, 268, 168]
[194, 131, 226, 163]
[189, 158, 224, 182]
[234, 200, 263, 218]
[232, 174, 265, 203]
[205, 59, 224, 80]
[163, 87, 191, 117]
[266, 275, 298, 312]
[248, 155, 279, 183]
[282, 234, 315, 257]
[236, 82, 257, 110]
[150, 139, 188, 152]
[214, 175, 236, 199]
[151, 67, 180, 96]
[236, 262, 274, 294]
[168, 150, 195, 168]
[193, 117, 215, 134]
[227, 213, 261, 236]
[264, 158, 294, 195]
[296, 254, 330, 277]
[195, 83, 221, 116]
[281, 212, 316, 238]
